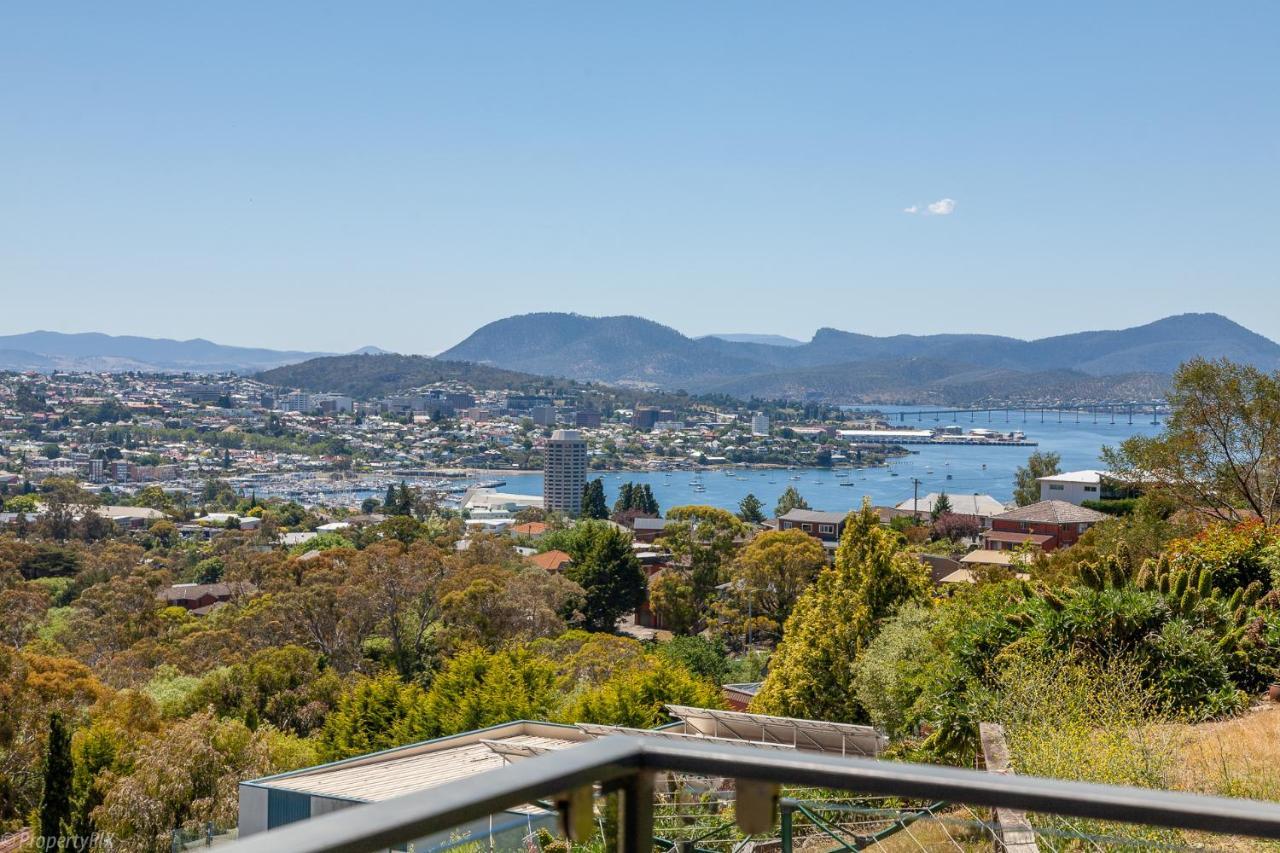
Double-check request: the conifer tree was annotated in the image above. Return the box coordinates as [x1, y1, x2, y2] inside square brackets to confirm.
[564, 522, 646, 631]
[930, 492, 953, 522]
[640, 485, 659, 515]
[774, 486, 810, 518]
[581, 479, 609, 520]
[613, 482, 635, 516]
[39, 712, 73, 849]
[737, 493, 766, 524]
[752, 501, 928, 722]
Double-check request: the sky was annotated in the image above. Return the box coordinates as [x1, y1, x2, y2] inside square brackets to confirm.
[2, 3, 1278, 354]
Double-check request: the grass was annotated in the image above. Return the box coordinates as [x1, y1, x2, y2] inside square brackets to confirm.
[1173, 704, 1280, 802]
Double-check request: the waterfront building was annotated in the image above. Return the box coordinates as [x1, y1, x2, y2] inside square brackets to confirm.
[543, 429, 587, 516]
[751, 413, 770, 436]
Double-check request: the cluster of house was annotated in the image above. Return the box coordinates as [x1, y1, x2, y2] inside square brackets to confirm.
[498, 470, 1116, 631]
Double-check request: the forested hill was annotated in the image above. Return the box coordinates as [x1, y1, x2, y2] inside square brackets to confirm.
[254, 354, 549, 398]
[253, 353, 699, 412]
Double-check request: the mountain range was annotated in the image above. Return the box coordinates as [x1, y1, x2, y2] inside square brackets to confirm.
[438, 312, 1280, 403]
[0, 331, 358, 373]
[5, 313, 1278, 405]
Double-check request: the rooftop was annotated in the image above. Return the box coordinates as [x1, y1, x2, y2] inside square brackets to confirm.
[894, 492, 1006, 517]
[1036, 469, 1109, 484]
[994, 500, 1110, 524]
[526, 549, 573, 572]
[778, 508, 848, 525]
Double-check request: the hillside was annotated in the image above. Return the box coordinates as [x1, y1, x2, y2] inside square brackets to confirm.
[440, 313, 766, 389]
[439, 311, 1275, 402]
[253, 353, 699, 412]
[0, 330, 332, 373]
[254, 354, 550, 398]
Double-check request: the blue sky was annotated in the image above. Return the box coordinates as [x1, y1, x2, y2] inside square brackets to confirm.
[2, 3, 1277, 354]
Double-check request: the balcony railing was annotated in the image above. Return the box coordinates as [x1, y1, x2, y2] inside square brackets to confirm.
[225, 735, 1280, 853]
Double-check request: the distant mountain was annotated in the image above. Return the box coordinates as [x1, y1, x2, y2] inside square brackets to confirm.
[439, 313, 766, 389]
[0, 331, 337, 373]
[439, 312, 1280, 403]
[255, 353, 551, 398]
[254, 353, 695, 412]
[703, 333, 805, 347]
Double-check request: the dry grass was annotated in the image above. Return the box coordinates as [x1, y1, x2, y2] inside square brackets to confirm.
[1173, 703, 1280, 802]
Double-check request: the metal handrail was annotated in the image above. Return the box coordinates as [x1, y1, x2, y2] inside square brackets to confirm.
[225, 735, 1280, 853]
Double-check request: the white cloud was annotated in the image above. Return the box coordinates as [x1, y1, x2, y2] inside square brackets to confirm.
[903, 197, 957, 216]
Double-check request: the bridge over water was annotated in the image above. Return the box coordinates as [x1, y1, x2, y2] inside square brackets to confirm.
[861, 404, 1168, 426]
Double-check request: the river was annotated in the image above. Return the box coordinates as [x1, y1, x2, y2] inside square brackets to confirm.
[492, 407, 1164, 513]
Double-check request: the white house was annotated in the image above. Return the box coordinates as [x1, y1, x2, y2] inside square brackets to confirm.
[1037, 470, 1109, 505]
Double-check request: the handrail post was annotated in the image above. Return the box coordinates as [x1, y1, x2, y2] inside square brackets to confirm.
[978, 723, 1039, 852]
[779, 800, 794, 853]
[619, 771, 655, 853]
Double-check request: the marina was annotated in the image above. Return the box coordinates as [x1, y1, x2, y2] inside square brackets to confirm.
[220, 411, 1161, 512]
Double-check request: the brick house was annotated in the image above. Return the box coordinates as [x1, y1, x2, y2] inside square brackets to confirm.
[776, 509, 848, 556]
[982, 500, 1109, 552]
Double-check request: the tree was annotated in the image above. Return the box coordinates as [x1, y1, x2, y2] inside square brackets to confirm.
[1105, 358, 1280, 526]
[737, 493, 766, 524]
[422, 647, 559, 737]
[1013, 451, 1062, 506]
[612, 482, 659, 517]
[718, 529, 827, 644]
[647, 570, 699, 635]
[564, 657, 722, 728]
[360, 542, 445, 678]
[774, 486, 810, 518]
[39, 712, 73, 849]
[581, 479, 609, 520]
[97, 711, 315, 847]
[656, 507, 747, 631]
[930, 512, 982, 542]
[37, 477, 100, 541]
[562, 523, 646, 632]
[613, 483, 635, 516]
[638, 485, 659, 515]
[320, 672, 433, 760]
[930, 492, 953, 522]
[752, 501, 929, 722]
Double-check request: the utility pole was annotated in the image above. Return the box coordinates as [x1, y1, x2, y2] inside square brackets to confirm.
[912, 477, 923, 521]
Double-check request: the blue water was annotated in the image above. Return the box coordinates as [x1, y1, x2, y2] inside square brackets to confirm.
[497, 409, 1164, 513]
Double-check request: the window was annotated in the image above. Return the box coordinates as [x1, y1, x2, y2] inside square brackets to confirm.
[1048, 484, 1064, 491]
[819, 524, 835, 534]
[801, 523, 812, 531]
[1084, 485, 1098, 492]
